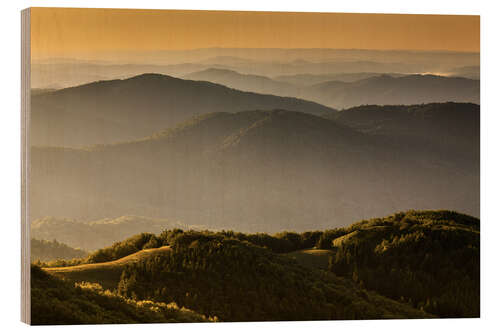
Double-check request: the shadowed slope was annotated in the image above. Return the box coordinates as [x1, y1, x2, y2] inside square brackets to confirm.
[31, 265, 212, 325]
[30, 108, 479, 231]
[283, 249, 334, 270]
[300, 74, 479, 108]
[327, 102, 480, 162]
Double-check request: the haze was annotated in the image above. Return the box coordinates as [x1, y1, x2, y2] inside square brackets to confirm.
[31, 7, 479, 61]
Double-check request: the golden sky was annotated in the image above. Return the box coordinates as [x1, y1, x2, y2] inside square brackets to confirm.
[30, 7, 480, 60]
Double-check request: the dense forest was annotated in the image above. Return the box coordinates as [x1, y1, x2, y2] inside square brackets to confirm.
[325, 211, 479, 318]
[116, 234, 429, 321]
[31, 265, 213, 324]
[35, 210, 479, 322]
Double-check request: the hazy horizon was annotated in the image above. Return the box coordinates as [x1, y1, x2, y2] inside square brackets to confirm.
[32, 46, 480, 63]
[31, 8, 479, 60]
[31, 47, 480, 89]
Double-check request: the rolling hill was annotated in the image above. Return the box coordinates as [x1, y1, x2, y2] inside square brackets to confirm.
[181, 69, 479, 110]
[43, 228, 432, 322]
[274, 72, 406, 85]
[327, 102, 480, 161]
[183, 68, 297, 96]
[45, 246, 172, 290]
[40, 209, 478, 320]
[300, 74, 480, 109]
[30, 73, 334, 147]
[30, 107, 479, 232]
[324, 210, 480, 317]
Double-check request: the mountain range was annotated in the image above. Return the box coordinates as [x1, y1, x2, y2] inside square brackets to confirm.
[302, 74, 479, 108]
[31, 73, 334, 146]
[184, 69, 479, 108]
[31, 72, 480, 148]
[32, 47, 479, 89]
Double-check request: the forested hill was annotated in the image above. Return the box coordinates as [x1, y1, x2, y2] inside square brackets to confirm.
[116, 233, 430, 321]
[119, 210, 479, 318]
[40, 210, 479, 321]
[31, 265, 213, 325]
[327, 102, 479, 161]
[31, 108, 479, 231]
[324, 210, 479, 318]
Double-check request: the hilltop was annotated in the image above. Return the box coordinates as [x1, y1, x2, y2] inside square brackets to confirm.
[45, 246, 171, 290]
[31, 73, 334, 147]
